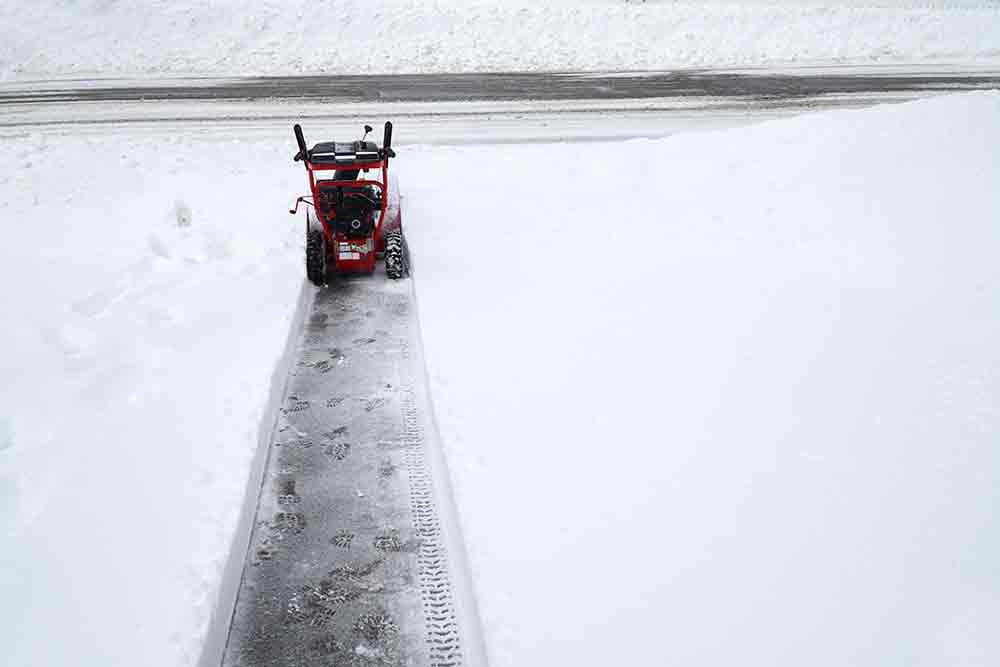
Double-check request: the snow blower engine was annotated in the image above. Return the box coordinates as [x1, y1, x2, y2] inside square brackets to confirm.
[289, 122, 406, 285]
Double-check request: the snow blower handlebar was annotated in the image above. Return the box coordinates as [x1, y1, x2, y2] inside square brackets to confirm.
[293, 124, 308, 162]
[382, 121, 395, 160]
[294, 122, 393, 163]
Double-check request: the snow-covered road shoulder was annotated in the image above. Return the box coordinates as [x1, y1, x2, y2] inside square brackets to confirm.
[405, 91, 1000, 667]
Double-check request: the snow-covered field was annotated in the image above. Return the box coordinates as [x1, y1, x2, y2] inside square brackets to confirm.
[1, 0, 999, 81]
[1, 92, 999, 666]
[404, 92, 1000, 666]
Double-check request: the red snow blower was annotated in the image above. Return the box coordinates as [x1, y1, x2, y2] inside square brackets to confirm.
[289, 122, 406, 285]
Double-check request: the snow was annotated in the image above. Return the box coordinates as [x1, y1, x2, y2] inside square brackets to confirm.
[1, 92, 999, 666]
[404, 91, 1000, 666]
[0, 134, 303, 666]
[1, 0, 999, 81]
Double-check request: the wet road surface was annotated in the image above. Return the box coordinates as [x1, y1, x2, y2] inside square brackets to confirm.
[2, 67, 999, 105]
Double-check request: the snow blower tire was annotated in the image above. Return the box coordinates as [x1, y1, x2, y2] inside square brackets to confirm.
[306, 228, 326, 286]
[384, 229, 408, 279]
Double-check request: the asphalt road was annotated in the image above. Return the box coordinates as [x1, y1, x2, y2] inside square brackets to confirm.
[2, 67, 999, 105]
[2, 65, 997, 142]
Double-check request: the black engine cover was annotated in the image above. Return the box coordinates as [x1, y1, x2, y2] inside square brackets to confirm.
[332, 198, 375, 238]
[316, 183, 379, 238]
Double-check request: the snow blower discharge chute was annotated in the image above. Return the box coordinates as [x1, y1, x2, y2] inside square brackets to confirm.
[290, 122, 407, 285]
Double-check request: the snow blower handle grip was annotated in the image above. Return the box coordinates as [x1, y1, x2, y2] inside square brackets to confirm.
[293, 124, 308, 162]
[382, 121, 395, 160]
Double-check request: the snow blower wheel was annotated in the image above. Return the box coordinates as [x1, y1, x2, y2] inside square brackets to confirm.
[305, 221, 326, 286]
[288, 122, 402, 285]
[384, 229, 408, 279]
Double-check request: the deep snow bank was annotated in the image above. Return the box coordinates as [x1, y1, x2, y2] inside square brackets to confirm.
[1, 0, 999, 81]
[404, 92, 1000, 667]
[0, 134, 303, 666]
